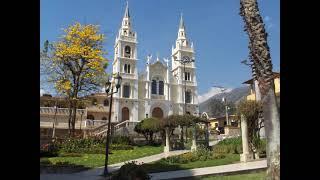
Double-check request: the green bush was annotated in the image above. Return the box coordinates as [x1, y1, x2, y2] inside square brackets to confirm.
[212, 153, 226, 159]
[111, 136, 133, 145]
[40, 158, 52, 165]
[57, 137, 105, 153]
[112, 161, 150, 180]
[110, 144, 134, 150]
[40, 143, 59, 157]
[55, 137, 137, 154]
[180, 152, 198, 162]
[164, 145, 215, 164]
[212, 145, 232, 154]
[217, 137, 242, 146]
[58, 152, 83, 157]
[195, 144, 212, 161]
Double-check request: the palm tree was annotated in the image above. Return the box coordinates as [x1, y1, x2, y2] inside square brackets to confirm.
[239, 0, 280, 179]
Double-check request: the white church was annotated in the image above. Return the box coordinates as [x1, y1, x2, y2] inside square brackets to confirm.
[110, 3, 199, 123]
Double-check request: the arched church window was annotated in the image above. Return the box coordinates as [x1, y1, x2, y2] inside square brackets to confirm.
[123, 84, 130, 98]
[151, 80, 157, 94]
[124, 64, 127, 73]
[128, 64, 131, 74]
[185, 90, 192, 104]
[159, 81, 164, 95]
[184, 72, 191, 81]
[125, 46, 131, 58]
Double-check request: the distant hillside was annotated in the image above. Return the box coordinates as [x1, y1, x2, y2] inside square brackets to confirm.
[199, 86, 250, 117]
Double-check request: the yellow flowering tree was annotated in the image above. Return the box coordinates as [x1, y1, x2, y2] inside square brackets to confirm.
[41, 23, 108, 136]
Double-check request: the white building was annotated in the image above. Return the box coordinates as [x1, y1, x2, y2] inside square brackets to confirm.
[111, 3, 199, 123]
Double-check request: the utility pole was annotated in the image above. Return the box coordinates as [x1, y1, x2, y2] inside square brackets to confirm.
[213, 85, 229, 126]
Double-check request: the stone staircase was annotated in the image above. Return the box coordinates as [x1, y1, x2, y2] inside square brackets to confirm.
[86, 120, 140, 137]
[113, 120, 140, 136]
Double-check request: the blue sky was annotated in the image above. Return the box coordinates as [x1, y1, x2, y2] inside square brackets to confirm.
[40, 0, 279, 95]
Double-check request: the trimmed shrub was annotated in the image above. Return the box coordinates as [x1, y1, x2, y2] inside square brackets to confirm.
[112, 161, 150, 180]
[57, 137, 105, 153]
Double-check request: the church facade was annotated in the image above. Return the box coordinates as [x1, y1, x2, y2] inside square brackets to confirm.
[111, 3, 199, 123]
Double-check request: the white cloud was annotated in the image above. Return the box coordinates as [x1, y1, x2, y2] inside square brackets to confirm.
[198, 87, 232, 103]
[40, 89, 45, 96]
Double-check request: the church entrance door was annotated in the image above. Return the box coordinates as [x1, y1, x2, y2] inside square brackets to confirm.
[152, 107, 163, 119]
[122, 107, 129, 122]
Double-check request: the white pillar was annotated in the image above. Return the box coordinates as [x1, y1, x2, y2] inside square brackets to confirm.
[164, 127, 170, 154]
[191, 124, 197, 152]
[240, 114, 253, 162]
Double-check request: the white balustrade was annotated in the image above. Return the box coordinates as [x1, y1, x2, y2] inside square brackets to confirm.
[40, 107, 87, 116]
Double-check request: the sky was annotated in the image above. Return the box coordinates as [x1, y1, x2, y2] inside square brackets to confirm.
[40, 0, 279, 96]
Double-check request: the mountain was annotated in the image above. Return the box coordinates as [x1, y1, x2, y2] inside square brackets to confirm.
[199, 86, 250, 117]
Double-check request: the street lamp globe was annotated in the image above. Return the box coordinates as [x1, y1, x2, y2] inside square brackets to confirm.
[115, 72, 122, 89]
[105, 78, 111, 94]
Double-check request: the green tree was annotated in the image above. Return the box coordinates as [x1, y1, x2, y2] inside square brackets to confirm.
[240, 0, 280, 179]
[134, 118, 162, 143]
[41, 23, 108, 137]
[237, 100, 263, 155]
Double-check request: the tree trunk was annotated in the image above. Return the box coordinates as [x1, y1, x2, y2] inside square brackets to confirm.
[71, 102, 77, 137]
[240, 0, 280, 179]
[262, 82, 280, 180]
[180, 126, 184, 143]
[68, 100, 73, 137]
[185, 126, 188, 143]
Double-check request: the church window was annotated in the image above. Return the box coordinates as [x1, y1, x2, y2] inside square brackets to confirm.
[123, 84, 130, 98]
[185, 72, 191, 81]
[124, 64, 127, 73]
[151, 80, 157, 94]
[125, 46, 131, 58]
[185, 90, 192, 104]
[159, 81, 164, 95]
[124, 64, 131, 73]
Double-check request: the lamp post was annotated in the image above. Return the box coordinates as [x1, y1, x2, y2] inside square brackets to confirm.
[103, 72, 122, 177]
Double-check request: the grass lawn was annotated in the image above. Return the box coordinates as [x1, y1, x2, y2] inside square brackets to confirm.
[142, 153, 240, 173]
[42, 145, 163, 168]
[199, 171, 266, 180]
